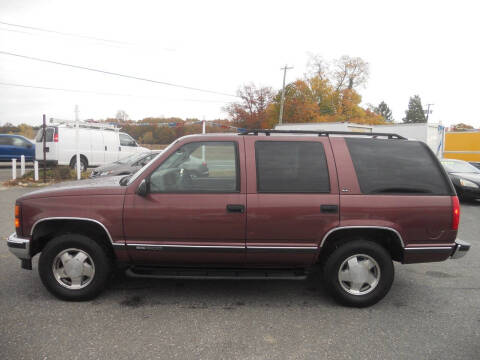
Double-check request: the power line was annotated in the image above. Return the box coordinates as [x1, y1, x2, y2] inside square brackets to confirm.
[0, 81, 230, 103]
[0, 27, 34, 35]
[0, 50, 238, 98]
[0, 20, 130, 45]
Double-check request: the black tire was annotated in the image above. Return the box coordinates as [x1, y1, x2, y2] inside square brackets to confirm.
[70, 156, 88, 172]
[323, 239, 394, 307]
[39, 234, 112, 301]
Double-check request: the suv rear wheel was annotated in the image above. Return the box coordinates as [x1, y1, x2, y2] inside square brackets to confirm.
[39, 234, 111, 301]
[323, 239, 394, 307]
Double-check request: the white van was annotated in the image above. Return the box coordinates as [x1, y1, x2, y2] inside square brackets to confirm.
[35, 121, 148, 171]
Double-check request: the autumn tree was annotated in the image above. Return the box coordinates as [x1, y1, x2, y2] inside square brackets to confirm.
[223, 84, 274, 129]
[374, 101, 394, 122]
[332, 55, 369, 91]
[403, 95, 426, 123]
[264, 54, 384, 126]
[116, 110, 130, 122]
[451, 123, 474, 131]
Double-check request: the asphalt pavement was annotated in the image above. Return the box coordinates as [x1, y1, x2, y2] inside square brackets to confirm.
[0, 165, 34, 183]
[0, 187, 479, 360]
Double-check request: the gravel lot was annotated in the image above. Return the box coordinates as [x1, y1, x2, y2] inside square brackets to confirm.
[0, 187, 479, 360]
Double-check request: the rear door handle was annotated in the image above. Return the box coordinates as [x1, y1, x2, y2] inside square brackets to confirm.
[320, 204, 338, 213]
[226, 204, 245, 213]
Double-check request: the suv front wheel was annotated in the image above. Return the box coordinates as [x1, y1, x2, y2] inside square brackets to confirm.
[323, 239, 394, 307]
[39, 234, 112, 301]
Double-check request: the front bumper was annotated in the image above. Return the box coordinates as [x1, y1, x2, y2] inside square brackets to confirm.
[7, 232, 31, 260]
[451, 239, 470, 259]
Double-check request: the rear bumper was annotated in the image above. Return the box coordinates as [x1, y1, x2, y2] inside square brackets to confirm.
[7, 232, 31, 260]
[451, 239, 470, 259]
[403, 239, 470, 263]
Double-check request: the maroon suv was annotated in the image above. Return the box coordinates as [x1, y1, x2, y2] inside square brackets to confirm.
[7, 130, 470, 307]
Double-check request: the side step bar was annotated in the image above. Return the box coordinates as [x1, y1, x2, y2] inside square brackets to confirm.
[126, 267, 308, 280]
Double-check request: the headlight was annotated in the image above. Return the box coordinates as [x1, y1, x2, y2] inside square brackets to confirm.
[459, 179, 479, 188]
[100, 171, 113, 176]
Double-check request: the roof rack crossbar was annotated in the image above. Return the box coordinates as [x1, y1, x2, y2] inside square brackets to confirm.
[238, 129, 406, 140]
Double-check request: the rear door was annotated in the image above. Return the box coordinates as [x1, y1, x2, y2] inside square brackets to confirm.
[35, 126, 58, 162]
[11, 136, 34, 161]
[245, 136, 339, 266]
[123, 138, 247, 265]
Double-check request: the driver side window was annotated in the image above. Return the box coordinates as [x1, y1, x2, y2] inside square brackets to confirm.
[120, 133, 137, 147]
[149, 141, 239, 193]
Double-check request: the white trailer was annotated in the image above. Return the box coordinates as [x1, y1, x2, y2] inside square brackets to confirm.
[275, 122, 444, 156]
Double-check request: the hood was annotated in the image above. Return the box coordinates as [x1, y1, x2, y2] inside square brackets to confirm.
[91, 163, 135, 176]
[450, 172, 480, 184]
[18, 176, 127, 201]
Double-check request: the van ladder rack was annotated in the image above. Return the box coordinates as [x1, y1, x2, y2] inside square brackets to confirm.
[49, 118, 120, 131]
[238, 129, 406, 139]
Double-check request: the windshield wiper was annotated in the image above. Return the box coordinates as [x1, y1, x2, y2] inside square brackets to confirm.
[119, 175, 132, 186]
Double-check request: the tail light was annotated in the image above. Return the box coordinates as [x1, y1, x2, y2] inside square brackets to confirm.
[451, 196, 460, 230]
[53, 132, 59, 142]
[14, 204, 21, 235]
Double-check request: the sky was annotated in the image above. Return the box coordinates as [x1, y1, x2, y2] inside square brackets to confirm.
[0, 0, 479, 127]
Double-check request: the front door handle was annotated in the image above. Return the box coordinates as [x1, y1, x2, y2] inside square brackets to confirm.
[226, 204, 245, 213]
[320, 204, 338, 213]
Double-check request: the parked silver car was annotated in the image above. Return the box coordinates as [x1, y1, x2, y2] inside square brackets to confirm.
[90, 151, 162, 178]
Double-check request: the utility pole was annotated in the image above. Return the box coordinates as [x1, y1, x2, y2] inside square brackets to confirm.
[425, 103, 434, 122]
[278, 65, 293, 125]
[42, 114, 46, 183]
[75, 105, 81, 180]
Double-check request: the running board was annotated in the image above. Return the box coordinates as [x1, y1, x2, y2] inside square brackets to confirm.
[126, 267, 308, 280]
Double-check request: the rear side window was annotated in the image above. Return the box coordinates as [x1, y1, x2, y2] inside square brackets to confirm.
[345, 138, 451, 195]
[255, 141, 330, 193]
[35, 127, 55, 142]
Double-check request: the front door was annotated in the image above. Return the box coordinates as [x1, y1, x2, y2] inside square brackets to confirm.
[119, 133, 139, 160]
[123, 139, 246, 265]
[244, 137, 340, 266]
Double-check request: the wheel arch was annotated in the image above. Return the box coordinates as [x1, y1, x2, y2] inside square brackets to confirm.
[30, 217, 115, 259]
[319, 226, 404, 262]
[69, 154, 88, 168]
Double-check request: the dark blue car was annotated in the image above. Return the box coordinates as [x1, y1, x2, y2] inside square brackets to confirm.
[0, 134, 35, 162]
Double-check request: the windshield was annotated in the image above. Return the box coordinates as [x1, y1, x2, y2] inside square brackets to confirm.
[116, 152, 150, 165]
[441, 160, 480, 173]
[124, 143, 175, 185]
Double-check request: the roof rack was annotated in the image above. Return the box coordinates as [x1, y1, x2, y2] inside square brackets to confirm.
[238, 129, 406, 140]
[49, 118, 120, 131]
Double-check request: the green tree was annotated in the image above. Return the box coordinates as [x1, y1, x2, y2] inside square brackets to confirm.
[374, 101, 394, 122]
[403, 95, 426, 123]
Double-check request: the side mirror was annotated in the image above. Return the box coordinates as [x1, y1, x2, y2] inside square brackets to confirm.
[136, 178, 149, 196]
